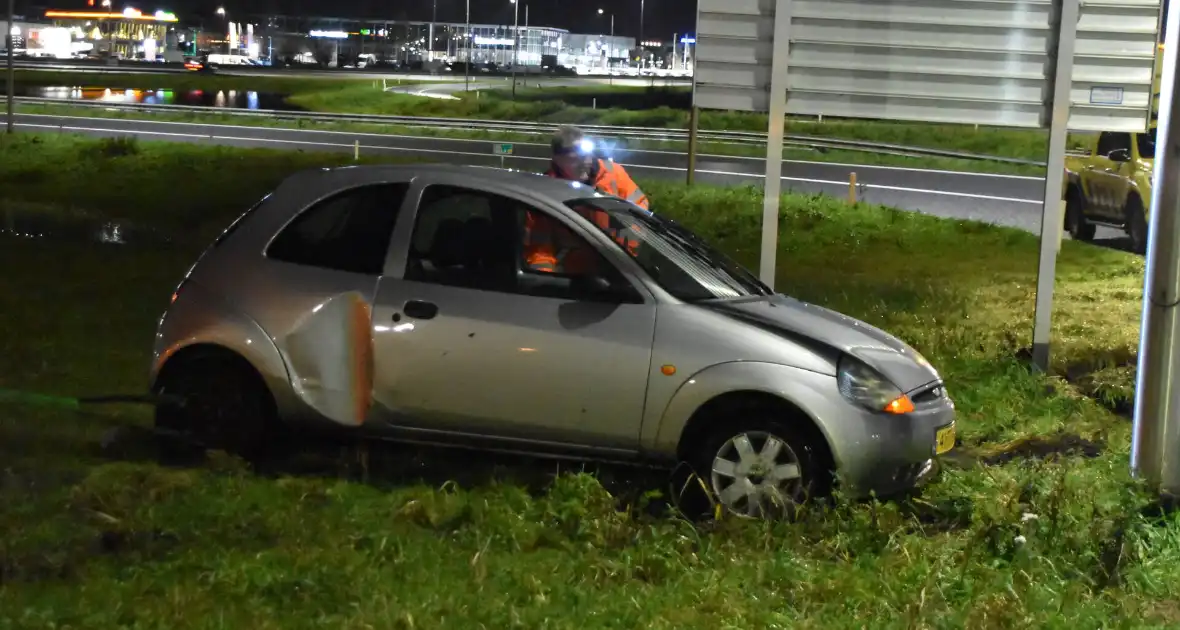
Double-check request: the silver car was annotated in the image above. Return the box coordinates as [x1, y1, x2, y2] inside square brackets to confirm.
[151, 164, 956, 517]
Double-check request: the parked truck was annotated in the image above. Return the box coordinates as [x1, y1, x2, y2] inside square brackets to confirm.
[1062, 125, 1156, 253]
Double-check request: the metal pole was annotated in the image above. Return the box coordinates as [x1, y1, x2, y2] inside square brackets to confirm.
[609, 14, 614, 86]
[759, 0, 792, 289]
[430, 0, 436, 63]
[465, 0, 471, 92]
[687, 106, 699, 185]
[1030, 0, 1080, 372]
[1133, 0, 1180, 493]
[640, 0, 645, 45]
[5, 0, 13, 135]
[512, 0, 520, 98]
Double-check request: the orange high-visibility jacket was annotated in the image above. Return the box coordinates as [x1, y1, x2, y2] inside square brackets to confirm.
[524, 160, 648, 272]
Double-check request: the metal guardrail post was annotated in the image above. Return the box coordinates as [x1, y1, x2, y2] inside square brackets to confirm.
[687, 105, 699, 185]
[5, 0, 14, 134]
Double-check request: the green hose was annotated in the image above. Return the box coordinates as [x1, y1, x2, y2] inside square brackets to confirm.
[0, 388, 169, 409]
[0, 388, 82, 409]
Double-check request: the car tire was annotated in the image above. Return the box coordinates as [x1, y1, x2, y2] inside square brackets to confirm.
[1126, 196, 1149, 255]
[153, 351, 281, 461]
[1065, 188, 1096, 242]
[691, 413, 832, 520]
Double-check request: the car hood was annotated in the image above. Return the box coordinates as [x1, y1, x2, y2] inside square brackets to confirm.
[703, 295, 941, 393]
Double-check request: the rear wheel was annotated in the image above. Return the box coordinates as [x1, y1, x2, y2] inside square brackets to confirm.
[154, 351, 281, 460]
[1126, 195, 1149, 255]
[1065, 187, 1096, 242]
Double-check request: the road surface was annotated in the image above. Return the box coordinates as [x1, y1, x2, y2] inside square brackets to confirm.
[10, 112, 1118, 240]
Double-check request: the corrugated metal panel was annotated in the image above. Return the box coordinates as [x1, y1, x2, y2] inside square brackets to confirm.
[784, 0, 1054, 128]
[693, 0, 777, 112]
[693, 0, 1161, 132]
[1069, 0, 1161, 132]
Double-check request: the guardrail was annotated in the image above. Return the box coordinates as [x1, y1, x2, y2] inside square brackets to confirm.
[13, 96, 1046, 166]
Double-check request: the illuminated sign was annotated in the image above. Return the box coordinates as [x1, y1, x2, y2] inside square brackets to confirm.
[44, 10, 179, 22]
[680, 36, 695, 44]
[474, 36, 513, 46]
[309, 29, 349, 38]
[360, 29, 370, 35]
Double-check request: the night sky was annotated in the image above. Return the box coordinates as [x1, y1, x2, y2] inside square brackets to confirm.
[154, 0, 698, 40]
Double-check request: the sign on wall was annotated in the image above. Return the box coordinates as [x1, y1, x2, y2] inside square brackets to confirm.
[692, 0, 1161, 133]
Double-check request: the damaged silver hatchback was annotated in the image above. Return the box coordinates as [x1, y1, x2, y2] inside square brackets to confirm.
[151, 164, 956, 517]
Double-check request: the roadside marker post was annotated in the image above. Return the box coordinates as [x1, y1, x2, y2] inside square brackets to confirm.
[692, 0, 1160, 368]
[1133, 0, 1180, 496]
[492, 142, 514, 168]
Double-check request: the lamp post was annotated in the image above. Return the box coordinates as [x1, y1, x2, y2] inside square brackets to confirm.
[6, 0, 14, 134]
[216, 7, 229, 55]
[640, 0, 645, 49]
[465, 0, 471, 91]
[429, 0, 436, 63]
[510, 0, 520, 98]
[598, 8, 613, 85]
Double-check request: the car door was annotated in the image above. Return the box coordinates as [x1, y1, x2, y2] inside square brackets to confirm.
[368, 180, 658, 454]
[232, 179, 413, 428]
[1088, 132, 1133, 219]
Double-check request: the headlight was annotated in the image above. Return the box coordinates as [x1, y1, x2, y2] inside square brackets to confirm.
[837, 354, 913, 414]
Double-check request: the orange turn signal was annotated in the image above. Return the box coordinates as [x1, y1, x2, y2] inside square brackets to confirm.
[884, 395, 915, 415]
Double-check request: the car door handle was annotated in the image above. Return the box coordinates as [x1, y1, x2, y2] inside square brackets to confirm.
[402, 300, 439, 320]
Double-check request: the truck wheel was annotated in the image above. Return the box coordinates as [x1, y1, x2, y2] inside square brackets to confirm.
[1065, 188, 1096, 242]
[1126, 196, 1148, 255]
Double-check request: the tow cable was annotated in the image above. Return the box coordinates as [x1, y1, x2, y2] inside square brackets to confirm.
[0, 388, 182, 409]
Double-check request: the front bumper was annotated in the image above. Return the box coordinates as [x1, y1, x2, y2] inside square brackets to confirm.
[831, 393, 957, 498]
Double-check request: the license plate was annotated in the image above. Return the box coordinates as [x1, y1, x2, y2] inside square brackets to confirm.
[935, 425, 956, 455]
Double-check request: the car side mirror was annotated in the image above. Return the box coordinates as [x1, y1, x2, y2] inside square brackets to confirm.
[1109, 148, 1131, 162]
[570, 273, 641, 304]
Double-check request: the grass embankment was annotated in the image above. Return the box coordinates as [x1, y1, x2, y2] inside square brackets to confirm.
[9, 69, 1061, 169]
[1, 134, 1174, 627]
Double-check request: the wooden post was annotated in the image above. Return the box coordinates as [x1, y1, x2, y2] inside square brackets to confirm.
[848, 172, 857, 204]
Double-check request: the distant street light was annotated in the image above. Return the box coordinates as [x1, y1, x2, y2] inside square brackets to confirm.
[598, 8, 614, 84]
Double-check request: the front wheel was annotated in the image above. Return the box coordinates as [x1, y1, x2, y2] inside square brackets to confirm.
[1065, 189, 1096, 242]
[694, 418, 830, 519]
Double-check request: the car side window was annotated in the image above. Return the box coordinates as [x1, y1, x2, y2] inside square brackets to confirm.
[1097, 132, 1132, 159]
[405, 184, 640, 303]
[267, 183, 409, 275]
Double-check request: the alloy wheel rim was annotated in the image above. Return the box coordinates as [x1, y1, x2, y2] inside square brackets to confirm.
[710, 431, 804, 518]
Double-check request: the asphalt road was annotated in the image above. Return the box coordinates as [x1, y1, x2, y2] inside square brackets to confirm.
[12, 112, 1120, 240]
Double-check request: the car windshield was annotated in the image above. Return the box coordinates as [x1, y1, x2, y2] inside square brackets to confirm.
[1138, 127, 1157, 159]
[563, 197, 773, 302]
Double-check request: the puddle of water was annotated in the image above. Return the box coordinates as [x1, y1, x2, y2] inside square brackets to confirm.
[0, 206, 173, 247]
[17, 86, 301, 111]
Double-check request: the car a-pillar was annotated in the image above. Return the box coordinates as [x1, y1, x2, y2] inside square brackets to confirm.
[671, 391, 836, 519]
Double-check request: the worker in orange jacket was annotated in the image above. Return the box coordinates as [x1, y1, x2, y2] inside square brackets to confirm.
[524, 126, 648, 274]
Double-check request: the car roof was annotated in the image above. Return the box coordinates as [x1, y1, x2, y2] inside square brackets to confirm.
[298, 163, 606, 205]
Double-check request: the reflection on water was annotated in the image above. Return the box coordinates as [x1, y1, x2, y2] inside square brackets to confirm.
[1, 207, 170, 247]
[18, 86, 298, 111]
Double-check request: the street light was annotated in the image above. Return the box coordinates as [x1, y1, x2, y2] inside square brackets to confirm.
[465, 0, 473, 92]
[510, 0, 521, 98]
[598, 8, 614, 84]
